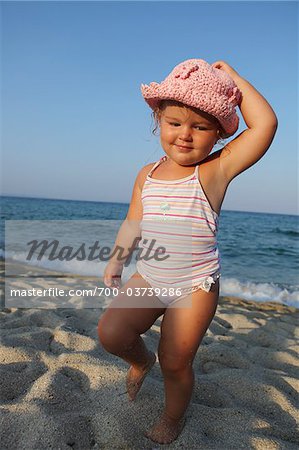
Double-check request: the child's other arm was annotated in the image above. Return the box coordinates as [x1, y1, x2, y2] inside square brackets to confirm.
[108, 164, 153, 266]
[212, 61, 278, 184]
[103, 165, 152, 286]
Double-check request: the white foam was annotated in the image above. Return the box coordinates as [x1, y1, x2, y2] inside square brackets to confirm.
[5, 249, 138, 283]
[220, 277, 299, 308]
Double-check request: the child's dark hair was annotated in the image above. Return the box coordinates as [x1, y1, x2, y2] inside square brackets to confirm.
[151, 99, 227, 145]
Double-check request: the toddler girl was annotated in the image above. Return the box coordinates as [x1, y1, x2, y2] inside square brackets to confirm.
[98, 59, 278, 444]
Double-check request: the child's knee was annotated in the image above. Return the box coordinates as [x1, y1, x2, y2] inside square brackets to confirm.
[97, 312, 135, 353]
[98, 313, 119, 350]
[158, 350, 193, 375]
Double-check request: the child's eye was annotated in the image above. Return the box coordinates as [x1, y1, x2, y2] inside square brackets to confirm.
[168, 122, 207, 130]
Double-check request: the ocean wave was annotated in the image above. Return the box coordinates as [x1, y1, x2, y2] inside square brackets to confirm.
[221, 277, 299, 309]
[272, 227, 299, 237]
[4, 249, 138, 282]
[4, 249, 112, 277]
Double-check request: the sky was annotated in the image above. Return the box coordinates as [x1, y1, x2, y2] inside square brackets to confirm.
[1, 1, 298, 215]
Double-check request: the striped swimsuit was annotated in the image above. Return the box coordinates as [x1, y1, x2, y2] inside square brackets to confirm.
[136, 155, 221, 306]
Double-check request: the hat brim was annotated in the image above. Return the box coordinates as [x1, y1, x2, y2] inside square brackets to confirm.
[141, 83, 239, 138]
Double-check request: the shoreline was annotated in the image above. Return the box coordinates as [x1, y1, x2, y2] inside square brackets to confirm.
[2, 259, 298, 311]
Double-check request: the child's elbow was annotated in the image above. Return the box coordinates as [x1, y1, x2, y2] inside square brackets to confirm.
[273, 119, 278, 138]
[271, 113, 278, 131]
[267, 116, 278, 137]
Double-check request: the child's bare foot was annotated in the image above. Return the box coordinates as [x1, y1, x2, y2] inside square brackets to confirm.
[144, 412, 186, 444]
[126, 351, 156, 401]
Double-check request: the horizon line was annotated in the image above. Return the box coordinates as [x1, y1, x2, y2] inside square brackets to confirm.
[0, 194, 297, 217]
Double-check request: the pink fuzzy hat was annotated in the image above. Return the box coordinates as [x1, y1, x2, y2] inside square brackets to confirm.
[141, 59, 242, 138]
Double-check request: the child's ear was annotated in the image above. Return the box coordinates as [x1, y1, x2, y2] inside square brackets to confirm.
[216, 129, 228, 146]
[215, 129, 221, 144]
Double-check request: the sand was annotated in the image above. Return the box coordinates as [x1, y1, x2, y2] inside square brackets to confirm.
[1, 261, 298, 449]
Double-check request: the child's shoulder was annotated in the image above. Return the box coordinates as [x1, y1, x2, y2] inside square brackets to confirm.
[200, 148, 223, 176]
[136, 162, 156, 190]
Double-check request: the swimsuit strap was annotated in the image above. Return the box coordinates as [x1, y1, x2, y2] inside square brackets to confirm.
[147, 156, 167, 178]
[148, 155, 198, 181]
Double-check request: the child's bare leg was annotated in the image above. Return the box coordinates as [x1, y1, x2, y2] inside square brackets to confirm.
[98, 273, 166, 400]
[125, 348, 156, 401]
[145, 280, 219, 444]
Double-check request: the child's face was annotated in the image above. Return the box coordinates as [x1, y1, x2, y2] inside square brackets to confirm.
[159, 104, 219, 165]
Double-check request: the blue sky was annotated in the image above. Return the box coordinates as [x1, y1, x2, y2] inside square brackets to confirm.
[1, 1, 298, 215]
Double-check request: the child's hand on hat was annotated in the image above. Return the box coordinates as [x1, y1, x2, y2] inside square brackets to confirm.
[211, 61, 240, 82]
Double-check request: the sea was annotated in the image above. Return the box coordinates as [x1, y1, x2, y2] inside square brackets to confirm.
[1, 195, 298, 308]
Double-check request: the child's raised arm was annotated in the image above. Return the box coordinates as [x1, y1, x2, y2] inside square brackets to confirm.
[212, 61, 278, 184]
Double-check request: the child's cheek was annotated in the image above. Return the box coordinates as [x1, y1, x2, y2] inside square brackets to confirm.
[163, 128, 174, 139]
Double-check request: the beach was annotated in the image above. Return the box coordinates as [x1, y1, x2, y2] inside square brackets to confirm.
[1, 0, 298, 447]
[1, 261, 298, 449]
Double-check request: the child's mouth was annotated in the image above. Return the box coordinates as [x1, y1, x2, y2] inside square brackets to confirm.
[175, 145, 193, 152]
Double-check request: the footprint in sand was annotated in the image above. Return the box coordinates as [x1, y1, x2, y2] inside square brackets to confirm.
[0, 361, 47, 402]
[25, 367, 90, 411]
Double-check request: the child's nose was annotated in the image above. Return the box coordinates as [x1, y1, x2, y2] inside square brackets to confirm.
[179, 126, 192, 140]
